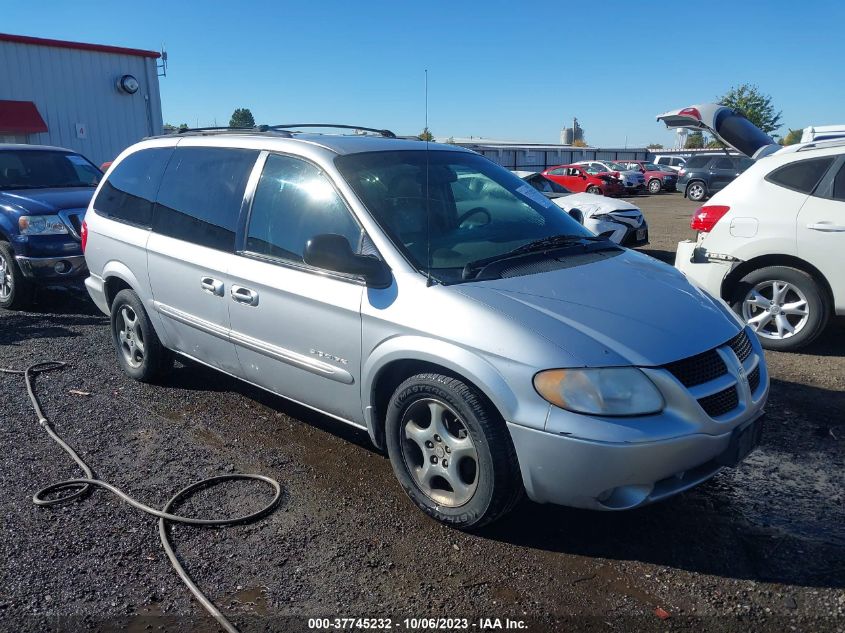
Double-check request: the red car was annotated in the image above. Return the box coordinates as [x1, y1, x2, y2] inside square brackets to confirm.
[616, 160, 679, 194]
[541, 164, 625, 196]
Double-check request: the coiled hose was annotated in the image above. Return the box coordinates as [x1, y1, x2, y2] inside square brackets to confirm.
[0, 361, 283, 633]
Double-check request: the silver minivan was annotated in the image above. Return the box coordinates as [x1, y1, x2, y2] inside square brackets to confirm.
[82, 126, 769, 528]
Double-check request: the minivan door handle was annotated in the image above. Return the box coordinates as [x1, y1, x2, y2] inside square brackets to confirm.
[231, 285, 259, 306]
[806, 222, 845, 232]
[200, 276, 224, 296]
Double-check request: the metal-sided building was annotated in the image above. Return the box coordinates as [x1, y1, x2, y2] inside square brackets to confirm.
[0, 32, 163, 165]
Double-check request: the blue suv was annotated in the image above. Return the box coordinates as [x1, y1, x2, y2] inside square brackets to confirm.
[0, 144, 101, 309]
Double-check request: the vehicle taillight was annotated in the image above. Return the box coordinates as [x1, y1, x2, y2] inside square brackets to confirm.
[691, 205, 730, 232]
[678, 169, 687, 176]
[80, 220, 88, 252]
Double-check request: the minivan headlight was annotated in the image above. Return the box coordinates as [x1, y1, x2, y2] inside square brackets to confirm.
[19, 215, 68, 235]
[533, 368, 664, 416]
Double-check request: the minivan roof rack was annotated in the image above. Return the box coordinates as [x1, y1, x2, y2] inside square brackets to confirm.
[153, 124, 397, 140]
[796, 137, 845, 152]
[260, 124, 397, 138]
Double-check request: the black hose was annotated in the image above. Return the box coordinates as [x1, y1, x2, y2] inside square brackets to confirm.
[1, 362, 283, 633]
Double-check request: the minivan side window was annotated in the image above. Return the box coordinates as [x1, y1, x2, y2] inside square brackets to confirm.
[153, 147, 258, 252]
[245, 154, 361, 265]
[93, 148, 172, 228]
[766, 157, 835, 195]
[832, 162, 845, 201]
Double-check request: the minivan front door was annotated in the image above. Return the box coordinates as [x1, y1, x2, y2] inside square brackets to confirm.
[228, 153, 366, 424]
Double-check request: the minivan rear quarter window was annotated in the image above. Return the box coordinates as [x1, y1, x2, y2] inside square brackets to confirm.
[94, 148, 172, 227]
[153, 147, 258, 251]
[767, 157, 835, 194]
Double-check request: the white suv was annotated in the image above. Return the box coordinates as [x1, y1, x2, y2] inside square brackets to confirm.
[675, 138, 845, 350]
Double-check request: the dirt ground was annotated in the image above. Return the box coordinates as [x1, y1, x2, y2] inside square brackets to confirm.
[1, 192, 843, 633]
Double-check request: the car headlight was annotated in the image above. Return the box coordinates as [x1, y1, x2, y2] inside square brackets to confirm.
[19, 215, 69, 235]
[533, 367, 664, 416]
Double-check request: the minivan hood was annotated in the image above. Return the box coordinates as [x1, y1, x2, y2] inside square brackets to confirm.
[0, 187, 94, 214]
[454, 249, 741, 367]
[657, 103, 780, 159]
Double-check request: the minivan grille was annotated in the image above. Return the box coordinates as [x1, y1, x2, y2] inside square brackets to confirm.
[661, 328, 761, 420]
[748, 365, 761, 393]
[729, 330, 752, 362]
[698, 386, 739, 417]
[663, 349, 727, 387]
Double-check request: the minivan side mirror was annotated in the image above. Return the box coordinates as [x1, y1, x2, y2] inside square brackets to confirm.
[304, 234, 392, 288]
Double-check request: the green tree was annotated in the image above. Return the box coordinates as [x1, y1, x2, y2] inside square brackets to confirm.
[718, 84, 782, 134]
[418, 127, 434, 142]
[779, 128, 802, 145]
[646, 143, 664, 150]
[684, 130, 704, 149]
[229, 108, 256, 128]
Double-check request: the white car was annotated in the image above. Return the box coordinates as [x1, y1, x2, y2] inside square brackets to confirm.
[515, 171, 648, 246]
[572, 160, 646, 193]
[660, 103, 845, 351]
[653, 155, 687, 172]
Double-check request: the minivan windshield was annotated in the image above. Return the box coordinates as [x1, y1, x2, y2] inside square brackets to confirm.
[0, 150, 102, 190]
[336, 150, 592, 282]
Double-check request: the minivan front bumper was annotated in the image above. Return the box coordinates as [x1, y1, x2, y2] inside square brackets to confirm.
[508, 411, 763, 510]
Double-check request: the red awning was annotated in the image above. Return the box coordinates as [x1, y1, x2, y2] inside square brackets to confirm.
[0, 100, 48, 134]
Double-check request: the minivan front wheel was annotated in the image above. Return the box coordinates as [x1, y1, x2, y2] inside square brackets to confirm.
[686, 181, 707, 201]
[731, 266, 829, 351]
[110, 289, 173, 382]
[385, 373, 522, 529]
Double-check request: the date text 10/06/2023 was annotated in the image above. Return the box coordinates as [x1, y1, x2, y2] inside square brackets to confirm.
[308, 617, 528, 630]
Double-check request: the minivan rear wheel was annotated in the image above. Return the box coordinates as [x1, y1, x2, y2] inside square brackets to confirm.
[110, 289, 173, 382]
[385, 373, 522, 529]
[731, 266, 829, 351]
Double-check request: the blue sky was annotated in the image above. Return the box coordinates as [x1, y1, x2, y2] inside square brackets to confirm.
[3, 0, 843, 147]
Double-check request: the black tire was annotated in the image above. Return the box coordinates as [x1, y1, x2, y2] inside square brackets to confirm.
[586, 185, 602, 195]
[686, 180, 707, 201]
[110, 289, 174, 382]
[0, 242, 34, 310]
[730, 266, 830, 352]
[648, 178, 663, 194]
[385, 373, 523, 529]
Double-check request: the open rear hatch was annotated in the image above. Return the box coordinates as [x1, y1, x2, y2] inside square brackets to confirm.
[656, 103, 780, 158]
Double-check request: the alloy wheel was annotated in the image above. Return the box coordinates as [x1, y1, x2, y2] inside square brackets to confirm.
[0, 255, 11, 300]
[117, 305, 145, 367]
[688, 183, 705, 200]
[742, 280, 810, 340]
[400, 398, 479, 507]
[649, 179, 662, 193]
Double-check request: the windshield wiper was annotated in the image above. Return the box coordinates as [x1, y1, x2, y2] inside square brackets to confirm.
[461, 234, 612, 280]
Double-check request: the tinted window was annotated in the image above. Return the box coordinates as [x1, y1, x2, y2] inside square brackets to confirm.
[685, 155, 713, 169]
[94, 148, 171, 227]
[672, 158, 684, 166]
[246, 154, 361, 264]
[712, 157, 734, 170]
[767, 157, 834, 194]
[0, 150, 101, 191]
[833, 162, 845, 201]
[153, 147, 258, 251]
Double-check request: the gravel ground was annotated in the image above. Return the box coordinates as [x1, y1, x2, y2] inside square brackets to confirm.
[1, 193, 843, 633]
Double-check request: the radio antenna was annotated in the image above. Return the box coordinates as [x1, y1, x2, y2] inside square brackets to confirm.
[424, 68, 433, 287]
